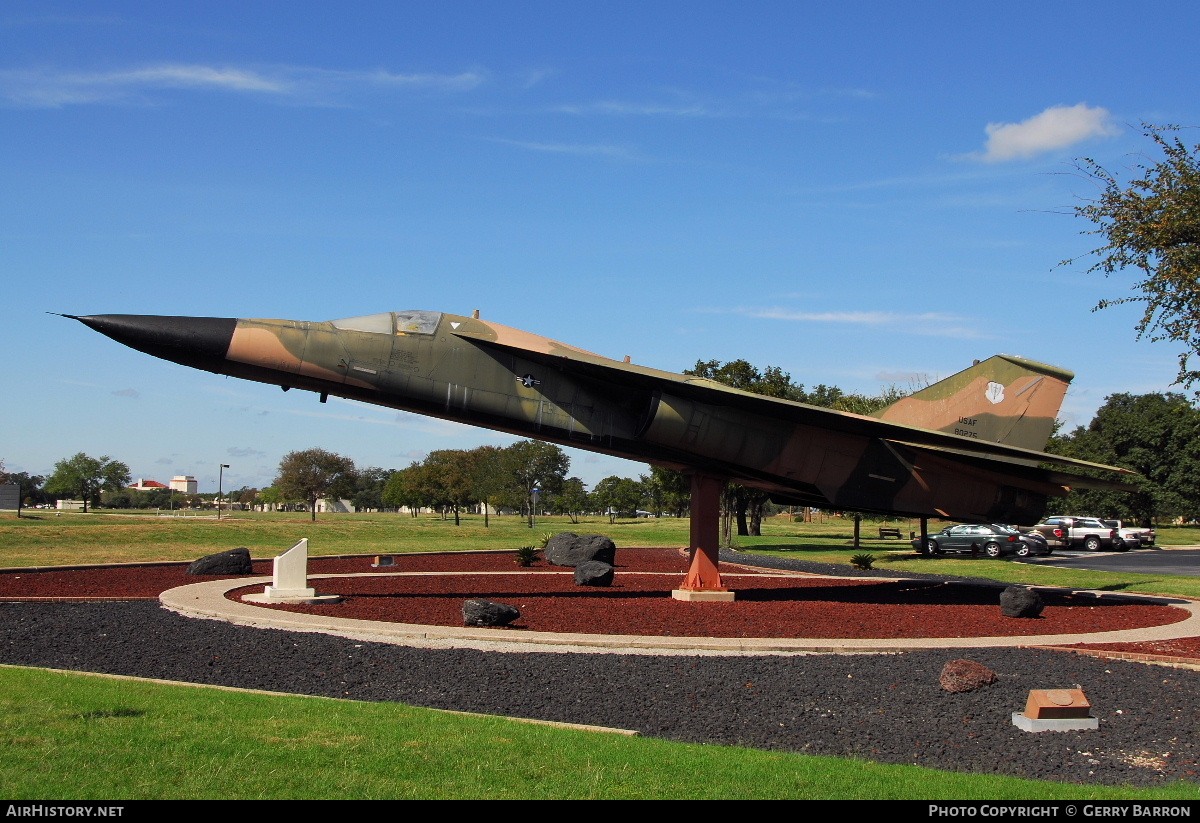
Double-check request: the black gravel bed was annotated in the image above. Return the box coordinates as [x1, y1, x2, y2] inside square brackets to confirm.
[2, 601, 1198, 788]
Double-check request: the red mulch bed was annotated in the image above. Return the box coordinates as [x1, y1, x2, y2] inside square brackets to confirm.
[0, 561, 272, 599]
[219, 549, 1187, 640]
[3, 549, 1193, 643]
[1066, 637, 1200, 658]
[0, 550, 701, 599]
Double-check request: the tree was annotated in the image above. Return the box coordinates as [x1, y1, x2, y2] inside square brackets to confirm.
[687, 359, 804, 401]
[43, 453, 131, 513]
[382, 464, 426, 517]
[646, 466, 690, 518]
[101, 489, 133, 510]
[554, 476, 590, 523]
[274, 448, 357, 521]
[1066, 124, 1200, 392]
[351, 467, 393, 512]
[258, 486, 285, 511]
[234, 486, 261, 510]
[422, 449, 478, 525]
[592, 475, 643, 523]
[500, 440, 570, 527]
[1046, 392, 1200, 524]
[469, 445, 505, 526]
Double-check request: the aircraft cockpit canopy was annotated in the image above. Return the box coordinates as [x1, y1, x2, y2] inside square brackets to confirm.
[330, 311, 443, 335]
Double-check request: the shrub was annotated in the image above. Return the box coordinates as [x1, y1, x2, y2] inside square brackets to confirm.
[850, 553, 876, 570]
[514, 546, 540, 567]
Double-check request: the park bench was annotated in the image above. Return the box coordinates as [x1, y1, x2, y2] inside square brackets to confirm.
[878, 527, 903, 540]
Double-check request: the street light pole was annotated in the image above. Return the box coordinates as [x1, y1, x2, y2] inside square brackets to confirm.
[218, 463, 230, 520]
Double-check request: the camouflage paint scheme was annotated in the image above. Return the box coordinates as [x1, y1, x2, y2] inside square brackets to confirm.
[71, 310, 1131, 525]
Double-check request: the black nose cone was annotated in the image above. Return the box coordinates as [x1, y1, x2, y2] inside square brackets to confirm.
[68, 314, 236, 367]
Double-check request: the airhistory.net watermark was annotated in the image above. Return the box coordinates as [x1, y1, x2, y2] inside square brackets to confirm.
[5, 807, 124, 818]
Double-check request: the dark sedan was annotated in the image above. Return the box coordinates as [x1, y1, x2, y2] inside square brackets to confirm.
[913, 524, 1051, 558]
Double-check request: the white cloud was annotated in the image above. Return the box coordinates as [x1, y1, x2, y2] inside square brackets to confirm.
[486, 137, 642, 161]
[107, 65, 285, 92]
[749, 308, 899, 325]
[517, 67, 556, 89]
[365, 69, 484, 92]
[0, 63, 484, 108]
[700, 306, 990, 340]
[977, 103, 1118, 162]
[555, 100, 712, 117]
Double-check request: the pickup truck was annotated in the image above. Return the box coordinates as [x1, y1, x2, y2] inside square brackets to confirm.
[1027, 516, 1123, 551]
[1102, 519, 1156, 549]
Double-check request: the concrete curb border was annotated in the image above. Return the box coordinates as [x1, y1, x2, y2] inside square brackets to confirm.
[160, 571, 1200, 656]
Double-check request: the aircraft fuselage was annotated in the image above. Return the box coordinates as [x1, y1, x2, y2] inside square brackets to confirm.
[70, 309, 1113, 525]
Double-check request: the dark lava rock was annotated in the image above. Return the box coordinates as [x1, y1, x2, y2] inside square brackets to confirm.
[545, 533, 616, 567]
[462, 599, 520, 627]
[939, 658, 998, 693]
[186, 548, 253, 576]
[1001, 585, 1044, 618]
[574, 560, 615, 587]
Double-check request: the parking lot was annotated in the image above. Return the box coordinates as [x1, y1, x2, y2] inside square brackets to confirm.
[1015, 546, 1200, 576]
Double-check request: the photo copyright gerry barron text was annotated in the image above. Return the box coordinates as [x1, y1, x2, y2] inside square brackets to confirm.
[929, 806, 1193, 818]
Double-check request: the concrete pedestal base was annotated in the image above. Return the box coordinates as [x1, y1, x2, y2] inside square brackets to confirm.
[1011, 712, 1099, 733]
[672, 589, 736, 602]
[265, 585, 316, 599]
[243, 591, 342, 605]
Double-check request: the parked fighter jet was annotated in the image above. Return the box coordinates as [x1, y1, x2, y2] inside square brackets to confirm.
[66, 310, 1130, 598]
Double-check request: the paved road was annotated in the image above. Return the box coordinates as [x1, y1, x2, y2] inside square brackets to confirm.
[1019, 546, 1200, 576]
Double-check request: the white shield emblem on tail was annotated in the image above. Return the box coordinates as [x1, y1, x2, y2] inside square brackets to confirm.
[985, 381, 1005, 404]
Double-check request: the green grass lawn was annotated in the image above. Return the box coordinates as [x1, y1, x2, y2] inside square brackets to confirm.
[0, 510, 691, 567]
[4, 665, 1197, 801]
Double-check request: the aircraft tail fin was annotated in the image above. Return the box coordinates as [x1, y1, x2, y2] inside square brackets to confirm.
[871, 355, 1073, 452]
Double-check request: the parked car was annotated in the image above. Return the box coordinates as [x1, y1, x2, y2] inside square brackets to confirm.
[1101, 519, 1155, 549]
[1028, 516, 1122, 551]
[913, 524, 1051, 558]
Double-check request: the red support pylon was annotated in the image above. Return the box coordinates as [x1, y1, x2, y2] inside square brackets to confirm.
[673, 472, 735, 601]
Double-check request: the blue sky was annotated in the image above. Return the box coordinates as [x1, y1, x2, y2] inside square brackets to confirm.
[4, 1, 1199, 494]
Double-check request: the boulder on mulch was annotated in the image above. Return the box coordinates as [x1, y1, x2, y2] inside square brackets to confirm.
[186, 548, 253, 576]
[574, 560, 615, 587]
[939, 658, 998, 693]
[1001, 585, 1045, 618]
[545, 533, 616, 567]
[462, 599, 520, 627]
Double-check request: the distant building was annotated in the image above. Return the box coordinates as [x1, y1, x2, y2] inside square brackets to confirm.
[316, 498, 354, 514]
[56, 500, 86, 511]
[170, 475, 198, 494]
[130, 479, 169, 491]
